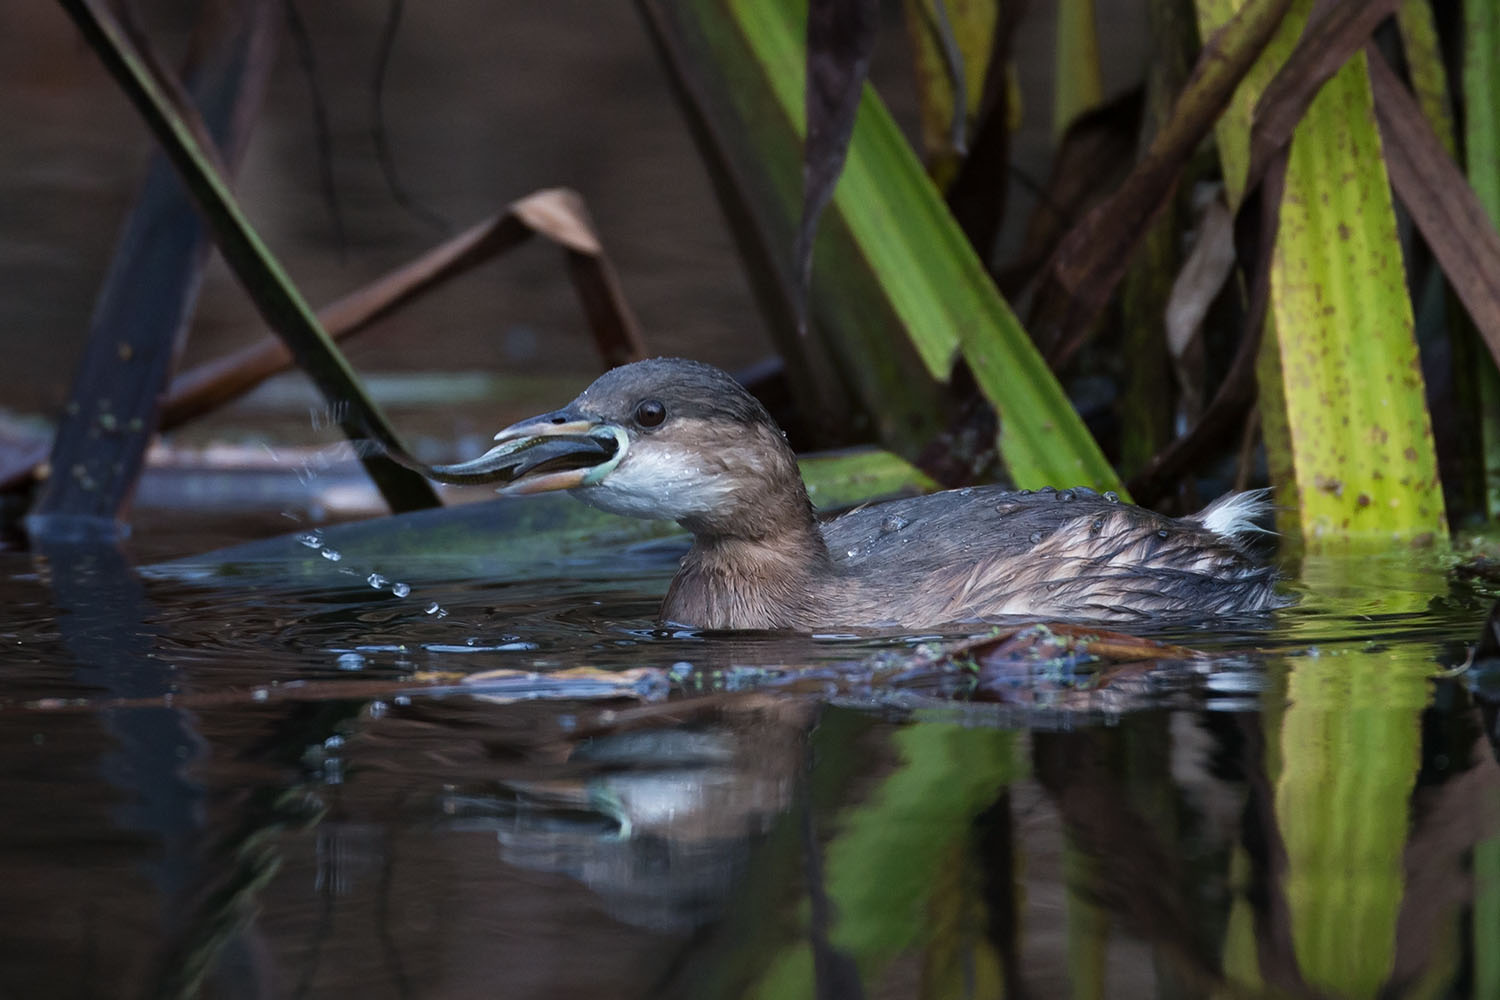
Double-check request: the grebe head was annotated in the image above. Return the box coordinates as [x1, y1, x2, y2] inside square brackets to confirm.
[427, 359, 809, 539]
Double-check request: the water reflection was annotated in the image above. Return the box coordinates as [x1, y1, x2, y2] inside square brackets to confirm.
[31, 539, 215, 993]
[1, 540, 1499, 998]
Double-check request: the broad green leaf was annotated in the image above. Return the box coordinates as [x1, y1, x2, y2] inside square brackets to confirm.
[643, 0, 1123, 493]
[1274, 646, 1427, 997]
[1269, 51, 1446, 547]
[799, 448, 939, 508]
[1196, 1, 1447, 546]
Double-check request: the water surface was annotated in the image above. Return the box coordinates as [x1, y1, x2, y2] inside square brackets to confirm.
[1, 516, 1496, 1000]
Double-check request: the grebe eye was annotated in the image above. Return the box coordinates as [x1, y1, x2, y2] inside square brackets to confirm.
[633, 399, 666, 428]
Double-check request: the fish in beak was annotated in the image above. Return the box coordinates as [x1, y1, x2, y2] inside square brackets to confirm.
[419, 409, 629, 495]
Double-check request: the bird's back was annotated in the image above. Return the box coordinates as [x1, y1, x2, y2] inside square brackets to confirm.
[816, 485, 1279, 626]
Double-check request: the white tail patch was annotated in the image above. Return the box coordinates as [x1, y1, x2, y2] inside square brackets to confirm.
[1195, 489, 1275, 538]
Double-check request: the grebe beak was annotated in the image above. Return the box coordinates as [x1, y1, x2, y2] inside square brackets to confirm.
[423, 409, 628, 495]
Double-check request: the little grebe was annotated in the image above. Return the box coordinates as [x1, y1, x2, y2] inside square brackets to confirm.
[412, 358, 1279, 629]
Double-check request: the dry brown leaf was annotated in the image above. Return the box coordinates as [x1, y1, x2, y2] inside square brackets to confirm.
[1242, 0, 1405, 194]
[1368, 49, 1500, 366]
[795, 0, 880, 333]
[1038, 0, 1293, 367]
[1165, 195, 1237, 422]
[1128, 157, 1288, 505]
[2, 190, 643, 496]
[1165, 197, 1237, 361]
[165, 188, 644, 428]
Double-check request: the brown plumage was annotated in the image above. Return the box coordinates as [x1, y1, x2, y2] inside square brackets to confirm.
[419, 359, 1281, 630]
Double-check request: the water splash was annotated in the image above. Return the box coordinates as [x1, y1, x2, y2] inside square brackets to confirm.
[308, 400, 350, 432]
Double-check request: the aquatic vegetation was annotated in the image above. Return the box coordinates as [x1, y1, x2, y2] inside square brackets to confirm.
[9, 6, 1500, 996]
[14, 0, 1500, 559]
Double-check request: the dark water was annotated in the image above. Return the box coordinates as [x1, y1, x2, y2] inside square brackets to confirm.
[2, 493, 1498, 1000]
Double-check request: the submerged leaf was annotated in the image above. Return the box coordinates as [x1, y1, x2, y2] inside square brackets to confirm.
[798, 448, 939, 508]
[153, 447, 937, 586]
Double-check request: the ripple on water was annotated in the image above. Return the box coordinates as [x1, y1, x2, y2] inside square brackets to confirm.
[6, 539, 1492, 702]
